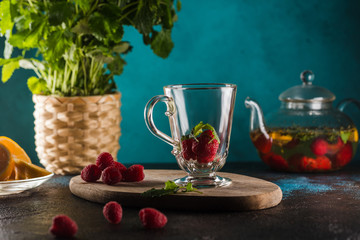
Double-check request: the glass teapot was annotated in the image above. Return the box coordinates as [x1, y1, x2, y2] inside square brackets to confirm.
[245, 70, 359, 172]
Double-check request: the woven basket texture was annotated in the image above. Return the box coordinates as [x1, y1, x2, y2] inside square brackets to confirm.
[33, 92, 121, 175]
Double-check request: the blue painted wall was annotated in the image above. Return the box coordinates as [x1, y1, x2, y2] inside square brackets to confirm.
[1, 0, 360, 166]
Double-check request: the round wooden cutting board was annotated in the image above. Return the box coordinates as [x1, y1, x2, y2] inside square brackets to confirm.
[69, 170, 282, 211]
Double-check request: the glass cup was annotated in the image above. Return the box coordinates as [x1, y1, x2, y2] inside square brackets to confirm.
[144, 83, 237, 187]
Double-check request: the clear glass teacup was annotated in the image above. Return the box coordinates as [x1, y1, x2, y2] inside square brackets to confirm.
[144, 83, 237, 187]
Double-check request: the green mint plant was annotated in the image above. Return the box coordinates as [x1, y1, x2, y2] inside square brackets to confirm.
[142, 180, 202, 198]
[0, 0, 181, 96]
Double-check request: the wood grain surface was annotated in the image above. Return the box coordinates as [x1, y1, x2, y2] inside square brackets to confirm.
[69, 170, 282, 211]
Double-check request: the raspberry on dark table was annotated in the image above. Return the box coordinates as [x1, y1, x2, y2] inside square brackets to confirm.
[103, 201, 123, 224]
[49, 214, 78, 238]
[96, 152, 114, 170]
[113, 161, 127, 176]
[102, 166, 122, 185]
[123, 164, 145, 182]
[139, 208, 167, 229]
[81, 164, 102, 182]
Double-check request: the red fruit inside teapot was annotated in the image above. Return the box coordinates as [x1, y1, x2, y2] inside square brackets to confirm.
[251, 126, 358, 172]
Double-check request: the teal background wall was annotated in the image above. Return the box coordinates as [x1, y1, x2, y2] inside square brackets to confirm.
[1, 0, 360, 166]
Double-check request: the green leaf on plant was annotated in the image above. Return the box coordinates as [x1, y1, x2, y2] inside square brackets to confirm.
[135, 0, 157, 35]
[113, 42, 131, 54]
[151, 29, 174, 58]
[1, 60, 19, 83]
[341, 131, 351, 144]
[0, 0, 13, 36]
[177, 0, 182, 11]
[88, 12, 111, 42]
[72, 19, 92, 35]
[74, 0, 91, 13]
[48, 2, 74, 26]
[27, 77, 48, 94]
[46, 30, 73, 61]
[9, 20, 45, 49]
[107, 55, 126, 75]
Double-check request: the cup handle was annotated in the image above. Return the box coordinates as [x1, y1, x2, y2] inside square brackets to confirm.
[337, 98, 360, 112]
[144, 95, 177, 147]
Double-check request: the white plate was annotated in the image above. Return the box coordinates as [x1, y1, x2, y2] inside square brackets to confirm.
[0, 173, 54, 196]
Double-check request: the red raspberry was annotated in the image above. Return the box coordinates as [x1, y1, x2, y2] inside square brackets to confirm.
[181, 138, 197, 160]
[81, 164, 102, 182]
[49, 215, 78, 238]
[102, 166, 122, 185]
[253, 133, 272, 154]
[113, 161, 127, 175]
[335, 142, 353, 167]
[123, 164, 145, 182]
[311, 138, 328, 155]
[103, 201, 123, 224]
[192, 130, 219, 163]
[139, 208, 167, 229]
[96, 152, 114, 170]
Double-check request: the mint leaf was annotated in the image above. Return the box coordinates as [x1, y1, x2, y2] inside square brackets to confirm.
[46, 30, 73, 61]
[185, 182, 195, 191]
[72, 19, 92, 35]
[142, 181, 202, 198]
[0, 0, 14, 36]
[74, 0, 91, 13]
[164, 180, 178, 190]
[1, 60, 19, 83]
[113, 42, 131, 54]
[141, 188, 175, 198]
[190, 121, 220, 143]
[27, 77, 48, 94]
[341, 131, 351, 144]
[48, 2, 74, 26]
[150, 29, 174, 59]
[183, 182, 202, 194]
[134, 0, 157, 35]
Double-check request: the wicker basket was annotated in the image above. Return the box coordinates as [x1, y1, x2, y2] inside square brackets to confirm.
[33, 92, 121, 175]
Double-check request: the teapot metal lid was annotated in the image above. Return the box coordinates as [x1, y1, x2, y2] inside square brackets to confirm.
[279, 70, 335, 103]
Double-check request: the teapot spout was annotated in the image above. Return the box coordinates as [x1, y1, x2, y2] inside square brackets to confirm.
[244, 97, 269, 138]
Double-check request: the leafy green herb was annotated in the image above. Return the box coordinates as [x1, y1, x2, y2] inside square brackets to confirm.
[0, 0, 181, 96]
[142, 180, 202, 198]
[340, 131, 351, 144]
[191, 121, 220, 143]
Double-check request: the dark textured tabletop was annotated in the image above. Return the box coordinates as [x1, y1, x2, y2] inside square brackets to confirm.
[1, 161, 360, 240]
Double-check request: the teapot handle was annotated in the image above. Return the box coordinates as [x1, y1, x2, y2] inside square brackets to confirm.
[337, 98, 360, 112]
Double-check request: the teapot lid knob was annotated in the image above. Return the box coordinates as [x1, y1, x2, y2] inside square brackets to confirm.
[300, 70, 315, 85]
[279, 70, 335, 104]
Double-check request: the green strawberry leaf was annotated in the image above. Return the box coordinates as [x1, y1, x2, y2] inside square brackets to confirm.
[191, 121, 220, 143]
